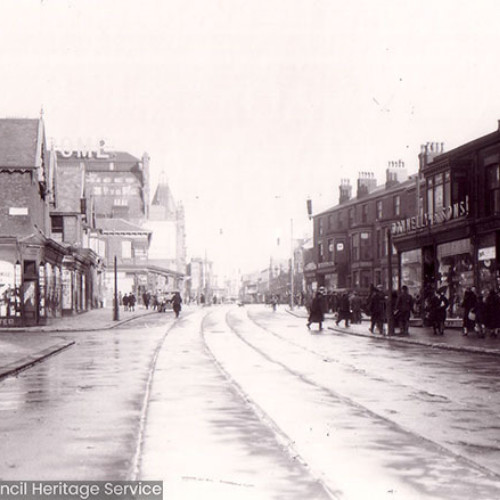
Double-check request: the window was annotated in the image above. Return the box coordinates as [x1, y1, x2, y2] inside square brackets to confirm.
[486, 165, 500, 216]
[348, 208, 355, 227]
[444, 172, 451, 207]
[393, 195, 401, 216]
[318, 241, 324, 263]
[376, 200, 383, 220]
[122, 241, 132, 259]
[360, 231, 372, 260]
[426, 177, 434, 215]
[318, 218, 324, 236]
[434, 173, 444, 212]
[328, 214, 334, 230]
[352, 233, 359, 261]
[51, 216, 63, 242]
[337, 212, 344, 229]
[327, 238, 334, 261]
[361, 204, 368, 223]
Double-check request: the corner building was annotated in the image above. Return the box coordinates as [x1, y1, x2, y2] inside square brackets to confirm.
[393, 125, 500, 319]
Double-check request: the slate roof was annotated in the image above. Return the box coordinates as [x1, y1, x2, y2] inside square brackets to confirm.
[0, 118, 40, 167]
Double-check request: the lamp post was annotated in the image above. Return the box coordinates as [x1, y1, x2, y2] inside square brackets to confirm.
[113, 255, 119, 321]
[290, 218, 294, 310]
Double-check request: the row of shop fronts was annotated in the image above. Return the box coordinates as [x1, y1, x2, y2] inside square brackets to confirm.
[308, 126, 500, 321]
[0, 236, 103, 327]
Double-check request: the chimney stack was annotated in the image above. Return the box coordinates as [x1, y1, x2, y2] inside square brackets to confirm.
[339, 179, 352, 204]
[386, 159, 408, 188]
[357, 172, 377, 198]
[418, 142, 444, 171]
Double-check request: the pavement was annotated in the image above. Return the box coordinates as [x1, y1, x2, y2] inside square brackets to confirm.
[0, 305, 161, 382]
[287, 306, 500, 357]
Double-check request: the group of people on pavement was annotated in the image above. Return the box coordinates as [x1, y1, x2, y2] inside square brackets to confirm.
[306, 284, 500, 337]
[120, 292, 137, 311]
[460, 286, 500, 337]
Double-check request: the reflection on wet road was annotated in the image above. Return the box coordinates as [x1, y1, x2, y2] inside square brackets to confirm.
[0, 315, 171, 479]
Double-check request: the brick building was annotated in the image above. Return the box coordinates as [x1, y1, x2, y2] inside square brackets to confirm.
[0, 117, 102, 325]
[311, 162, 417, 299]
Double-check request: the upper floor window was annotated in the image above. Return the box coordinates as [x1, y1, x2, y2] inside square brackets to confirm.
[318, 218, 324, 236]
[486, 164, 500, 216]
[327, 238, 334, 261]
[348, 208, 355, 227]
[361, 204, 368, 223]
[318, 241, 324, 263]
[393, 195, 401, 216]
[376, 200, 383, 220]
[337, 212, 344, 229]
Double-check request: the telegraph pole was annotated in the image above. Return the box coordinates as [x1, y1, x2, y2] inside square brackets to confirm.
[290, 218, 294, 310]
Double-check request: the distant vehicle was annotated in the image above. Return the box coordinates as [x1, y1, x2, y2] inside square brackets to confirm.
[157, 291, 180, 312]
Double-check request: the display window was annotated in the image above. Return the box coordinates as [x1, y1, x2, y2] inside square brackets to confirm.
[401, 249, 422, 300]
[437, 239, 473, 318]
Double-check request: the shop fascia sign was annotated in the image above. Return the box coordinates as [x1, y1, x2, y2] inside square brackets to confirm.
[391, 196, 469, 236]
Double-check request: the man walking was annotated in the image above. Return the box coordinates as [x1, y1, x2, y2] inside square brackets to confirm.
[395, 285, 414, 335]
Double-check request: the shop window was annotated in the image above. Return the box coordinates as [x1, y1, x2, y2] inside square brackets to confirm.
[437, 239, 473, 318]
[401, 250, 422, 300]
[486, 164, 500, 216]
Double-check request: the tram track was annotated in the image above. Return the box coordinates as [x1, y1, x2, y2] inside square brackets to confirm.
[198, 306, 500, 499]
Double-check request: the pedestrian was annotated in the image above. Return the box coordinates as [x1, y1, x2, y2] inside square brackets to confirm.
[350, 292, 363, 324]
[484, 288, 500, 337]
[336, 292, 351, 327]
[428, 288, 449, 335]
[129, 293, 136, 311]
[395, 285, 414, 335]
[142, 291, 150, 310]
[172, 292, 182, 318]
[368, 286, 386, 334]
[474, 291, 486, 338]
[122, 293, 129, 312]
[271, 295, 278, 311]
[461, 286, 477, 336]
[307, 289, 326, 331]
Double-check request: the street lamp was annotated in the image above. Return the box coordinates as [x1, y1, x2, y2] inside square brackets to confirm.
[113, 255, 119, 321]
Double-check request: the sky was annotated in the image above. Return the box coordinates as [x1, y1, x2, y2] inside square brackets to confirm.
[1, 0, 500, 277]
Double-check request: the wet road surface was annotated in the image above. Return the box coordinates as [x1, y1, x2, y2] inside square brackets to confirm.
[140, 305, 500, 499]
[0, 315, 172, 479]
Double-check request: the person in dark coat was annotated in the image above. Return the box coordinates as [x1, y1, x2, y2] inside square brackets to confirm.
[428, 289, 449, 335]
[336, 292, 351, 327]
[395, 285, 414, 335]
[484, 288, 500, 337]
[172, 292, 182, 318]
[128, 293, 136, 311]
[122, 293, 129, 312]
[350, 292, 363, 324]
[307, 290, 326, 331]
[461, 286, 477, 336]
[368, 286, 386, 334]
